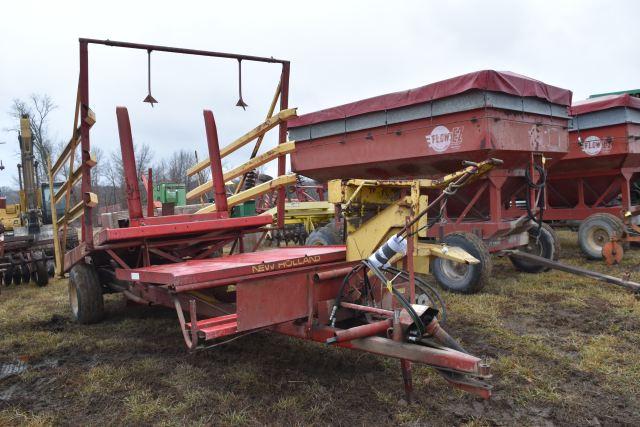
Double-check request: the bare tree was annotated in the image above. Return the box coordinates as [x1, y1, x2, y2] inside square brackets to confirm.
[166, 149, 195, 188]
[7, 94, 57, 181]
[90, 146, 105, 188]
[104, 143, 154, 207]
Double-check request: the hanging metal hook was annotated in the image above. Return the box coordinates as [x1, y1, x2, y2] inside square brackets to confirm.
[143, 49, 158, 107]
[235, 58, 248, 110]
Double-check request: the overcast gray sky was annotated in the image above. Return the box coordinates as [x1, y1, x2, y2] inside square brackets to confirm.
[1, 0, 638, 189]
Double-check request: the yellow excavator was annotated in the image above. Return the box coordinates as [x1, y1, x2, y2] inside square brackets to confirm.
[0, 115, 65, 286]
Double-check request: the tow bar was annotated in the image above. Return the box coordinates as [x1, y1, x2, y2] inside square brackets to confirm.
[502, 250, 640, 293]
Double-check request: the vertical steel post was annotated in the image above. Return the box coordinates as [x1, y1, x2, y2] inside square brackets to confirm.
[621, 169, 633, 211]
[407, 227, 416, 303]
[147, 168, 154, 217]
[529, 153, 536, 217]
[277, 62, 290, 229]
[203, 110, 228, 213]
[79, 41, 94, 247]
[115, 107, 144, 222]
[393, 309, 413, 403]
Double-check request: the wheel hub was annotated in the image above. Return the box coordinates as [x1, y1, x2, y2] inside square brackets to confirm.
[440, 259, 470, 281]
[69, 281, 79, 317]
[590, 227, 610, 249]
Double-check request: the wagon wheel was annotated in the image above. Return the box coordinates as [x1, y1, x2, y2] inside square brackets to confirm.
[337, 264, 446, 324]
[69, 263, 104, 324]
[510, 223, 560, 273]
[432, 232, 491, 294]
[305, 220, 344, 246]
[382, 266, 447, 324]
[578, 213, 625, 260]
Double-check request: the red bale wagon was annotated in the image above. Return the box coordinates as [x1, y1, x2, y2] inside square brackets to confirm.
[48, 39, 494, 402]
[545, 93, 640, 261]
[289, 70, 572, 293]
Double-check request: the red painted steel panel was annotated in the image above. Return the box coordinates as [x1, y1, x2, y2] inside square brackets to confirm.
[546, 96, 640, 218]
[236, 273, 311, 332]
[571, 94, 640, 115]
[116, 107, 144, 221]
[292, 109, 568, 180]
[95, 214, 272, 245]
[289, 70, 571, 127]
[115, 246, 346, 285]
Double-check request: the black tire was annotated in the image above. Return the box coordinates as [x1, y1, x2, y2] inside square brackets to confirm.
[432, 232, 492, 294]
[3, 268, 12, 286]
[305, 229, 333, 246]
[46, 260, 55, 277]
[578, 213, 624, 260]
[12, 267, 22, 285]
[21, 264, 31, 283]
[305, 221, 344, 246]
[34, 261, 49, 287]
[68, 263, 104, 324]
[510, 223, 560, 273]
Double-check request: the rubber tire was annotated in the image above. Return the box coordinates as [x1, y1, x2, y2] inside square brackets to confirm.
[432, 232, 492, 294]
[46, 260, 55, 277]
[12, 267, 22, 285]
[69, 263, 104, 324]
[578, 213, 624, 260]
[305, 221, 344, 246]
[510, 223, 560, 273]
[34, 261, 49, 287]
[21, 264, 31, 284]
[3, 268, 12, 286]
[601, 214, 630, 250]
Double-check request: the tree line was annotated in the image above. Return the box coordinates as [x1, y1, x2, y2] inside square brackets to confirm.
[2, 94, 211, 211]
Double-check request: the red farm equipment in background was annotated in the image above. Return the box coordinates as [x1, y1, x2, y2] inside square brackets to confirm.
[289, 70, 572, 293]
[545, 92, 640, 263]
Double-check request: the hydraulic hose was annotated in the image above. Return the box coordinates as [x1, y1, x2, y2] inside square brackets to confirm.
[382, 266, 447, 324]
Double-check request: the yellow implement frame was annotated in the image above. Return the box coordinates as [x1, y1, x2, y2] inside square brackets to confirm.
[328, 160, 500, 271]
[263, 201, 335, 233]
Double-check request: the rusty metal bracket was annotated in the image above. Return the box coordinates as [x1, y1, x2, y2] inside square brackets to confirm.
[173, 296, 198, 350]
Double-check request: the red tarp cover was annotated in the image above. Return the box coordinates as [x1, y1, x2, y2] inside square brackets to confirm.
[289, 70, 572, 127]
[570, 94, 640, 116]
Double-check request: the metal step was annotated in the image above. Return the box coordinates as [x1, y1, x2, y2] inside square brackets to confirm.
[187, 314, 238, 340]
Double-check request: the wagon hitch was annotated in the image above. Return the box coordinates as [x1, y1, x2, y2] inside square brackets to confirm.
[502, 250, 640, 293]
[326, 304, 492, 400]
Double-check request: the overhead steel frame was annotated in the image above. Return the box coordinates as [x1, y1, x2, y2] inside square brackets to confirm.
[51, 38, 290, 273]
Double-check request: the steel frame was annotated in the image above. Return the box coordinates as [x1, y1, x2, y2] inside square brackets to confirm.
[50, 38, 291, 274]
[112, 245, 491, 399]
[46, 39, 493, 400]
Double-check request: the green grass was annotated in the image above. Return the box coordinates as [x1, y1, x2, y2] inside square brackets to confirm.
[1, 230, 639, 425]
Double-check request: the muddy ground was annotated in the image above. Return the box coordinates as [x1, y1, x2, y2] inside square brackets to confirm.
[1, 230, 639, 426]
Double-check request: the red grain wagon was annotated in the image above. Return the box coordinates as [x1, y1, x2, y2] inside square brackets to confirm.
[289, 70, 572, 292]
[545, 93, 640, 260]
